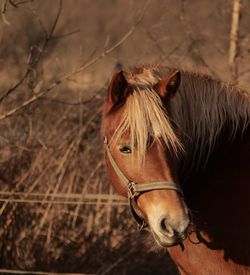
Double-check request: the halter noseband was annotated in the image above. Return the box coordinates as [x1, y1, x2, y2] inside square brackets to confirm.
[104, 136, 183, 230]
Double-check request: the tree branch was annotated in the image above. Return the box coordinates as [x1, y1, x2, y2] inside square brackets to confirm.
[1, 0, 10, 25]
[229, 0, 241, 82]
[0, 0, 63, 103]
[0, 0, 150, 120]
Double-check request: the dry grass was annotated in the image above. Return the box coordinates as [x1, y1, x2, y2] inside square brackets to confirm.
[0, 92, 137, 271]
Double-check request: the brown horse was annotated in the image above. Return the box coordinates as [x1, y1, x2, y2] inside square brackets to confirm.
[101, 65, 250, 274]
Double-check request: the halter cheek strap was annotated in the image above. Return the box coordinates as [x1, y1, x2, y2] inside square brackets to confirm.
[103, 136, 183, 230]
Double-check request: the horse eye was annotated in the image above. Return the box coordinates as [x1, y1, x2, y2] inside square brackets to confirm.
[119, 145, 132, 154]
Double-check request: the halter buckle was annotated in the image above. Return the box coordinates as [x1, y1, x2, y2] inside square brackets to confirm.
[127, 182, 139, 198]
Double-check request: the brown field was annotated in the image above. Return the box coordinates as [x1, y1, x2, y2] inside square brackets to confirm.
[0, 0, 249, 274]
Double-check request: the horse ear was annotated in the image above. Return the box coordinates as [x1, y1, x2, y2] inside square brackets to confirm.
[108, 71, 130, 108]
[154, 71, 181, 100]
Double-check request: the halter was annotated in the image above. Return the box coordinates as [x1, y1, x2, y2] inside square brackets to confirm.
[104, 136, 183, 230]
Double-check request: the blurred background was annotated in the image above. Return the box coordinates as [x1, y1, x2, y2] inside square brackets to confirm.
[0, 0, 249, 274]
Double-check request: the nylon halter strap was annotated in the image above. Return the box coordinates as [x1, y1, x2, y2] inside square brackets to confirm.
[103, 136, 183, 230]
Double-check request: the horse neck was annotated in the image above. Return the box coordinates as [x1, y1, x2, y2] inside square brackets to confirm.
[163, 72, 250, 270]
[169, 72, 250, 179]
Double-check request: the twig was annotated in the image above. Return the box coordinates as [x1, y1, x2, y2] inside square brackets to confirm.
[0, 0, 63, 103]
[9, 0, 34, 7]
[1, 0, 10, 25]
[0, 0, 150, 120]
[8, 0, 18, 7]
[46, 0, 63, 41]
[0, 71, 30, 103]
[229, 0, 241, 81]
[50, 29, 80, 40]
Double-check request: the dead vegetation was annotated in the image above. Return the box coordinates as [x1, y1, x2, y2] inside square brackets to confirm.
[0, 0, 249, 274]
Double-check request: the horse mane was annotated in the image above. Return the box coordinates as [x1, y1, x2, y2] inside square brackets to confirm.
[173, 70, 250, 169]
[110, 65, 250, 168]
[111, 67, 183, 164]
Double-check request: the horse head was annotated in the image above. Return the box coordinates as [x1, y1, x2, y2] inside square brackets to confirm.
[101, 68, 190, 247]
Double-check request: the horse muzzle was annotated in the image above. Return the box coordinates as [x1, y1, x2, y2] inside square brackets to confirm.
[149, 214, 191, 248]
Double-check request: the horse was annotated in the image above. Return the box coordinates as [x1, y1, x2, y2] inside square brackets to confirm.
[101, 65, 250, 274]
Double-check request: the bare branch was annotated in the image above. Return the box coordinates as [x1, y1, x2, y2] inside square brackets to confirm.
[0, 0, 150, 120]
[50, 29, 80, 40]
[1, 0, 10, 25]
[0, 0, 63, 103]
[9, 0, 34, 7]
[0, 71, 29, 103]
[46, 0, 63, 41]
[229, 0, 241, 82]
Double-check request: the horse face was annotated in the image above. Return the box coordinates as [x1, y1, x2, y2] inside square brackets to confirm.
[101, 70, 190, 247]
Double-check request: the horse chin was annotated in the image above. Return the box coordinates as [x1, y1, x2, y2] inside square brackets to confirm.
[151, 228, 187, 248]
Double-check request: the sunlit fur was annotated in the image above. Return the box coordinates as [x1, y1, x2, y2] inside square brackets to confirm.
[110, 66, 250, 169]
[172, 71, 250, 170]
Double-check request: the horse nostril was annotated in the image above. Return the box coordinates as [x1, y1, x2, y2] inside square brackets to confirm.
[159, 218, 174, 237]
